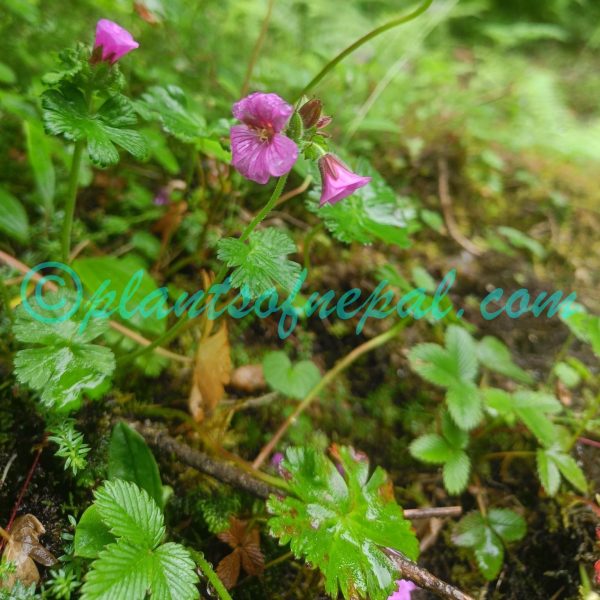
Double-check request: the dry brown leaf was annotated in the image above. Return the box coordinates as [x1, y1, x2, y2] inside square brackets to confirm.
[1, 514, 57, 590]
[189, 323, 231, 421]
[152, 200, 188, 246]
[229, 364, 266, 394]
[216, 518, 264, 589]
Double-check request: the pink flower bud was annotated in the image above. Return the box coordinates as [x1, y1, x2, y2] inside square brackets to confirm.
[318, 154, 371, 207]
[298, 99, 323, 129]
[94, 19, 139, 65]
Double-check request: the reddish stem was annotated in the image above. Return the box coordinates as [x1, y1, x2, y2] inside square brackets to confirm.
[0, 434, 46, 551]
[579, 436, 600, 449]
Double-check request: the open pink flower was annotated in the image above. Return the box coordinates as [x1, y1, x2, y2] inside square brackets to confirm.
[387, 579, 417, 600]
[230, 93, 299, 184]
[318, 154, 371, 206]
[94, 19, 139, 64]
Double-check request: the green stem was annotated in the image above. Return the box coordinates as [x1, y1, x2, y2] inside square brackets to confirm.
[295, 0, 433, 100]
[61, 140, 85, 263]
[240, 174, 288, 241]
[118, 176, 289, 366]
[189, 550, 233, 600]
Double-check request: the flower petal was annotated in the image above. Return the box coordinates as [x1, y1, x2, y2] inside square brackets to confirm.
[231, 126, 298, 184]
[230, 125, 271, 184]
[264, 133, 298, 178]
[94, 19, 139, 63]
[232, 92, 294, 132]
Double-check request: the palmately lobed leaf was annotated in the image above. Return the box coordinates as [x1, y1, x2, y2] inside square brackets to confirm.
[42, 83, 148, 168]
[268, 446, 418, 600]
[217, 228, 301, 297]
[13, 293, 115, 413]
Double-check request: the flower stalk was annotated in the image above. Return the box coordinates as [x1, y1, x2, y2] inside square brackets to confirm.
[61, 139, 85, 263]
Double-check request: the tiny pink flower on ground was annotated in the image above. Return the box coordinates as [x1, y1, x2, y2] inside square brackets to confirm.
[387, 579, 417, 600]
[94, 19, 139, 64]
[230, 92, 299, 184]
[318, 153, 371, 207]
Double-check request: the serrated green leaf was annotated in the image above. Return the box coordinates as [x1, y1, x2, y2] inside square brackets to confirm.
[307, 159, 419, 248]
[0, 187, 29, 244]
[443, 450, 471, 495]
[409, 434, 454, 463]
[13, 291, 115, 412]
[473, 527, 504, 580]
[487, 509, 526, 543]
[268, 446, 418, 600]
[94, 480, 165, 548]
[108, 423, 164, 509]
[477, 336, 533, 384]
[549, 449, 587, 493]
[137, 85, 206, 143]
[81, 539, 153, 600]
[408, 344, 461, 387]
[262, 351, 320, 399]
[536, 448, 560, 496]
[151, 543, 199, 600]
[74, 505, 116, 559]
[42, 84, 148, 168]
[446, 382, 483, 430]
[446, 326, 478, 381]
[217, 228, 301, 297]
[441, 412, 469, 449]
[453, 512, 486, 548]
[553, 362, 581, 388]
[482, 388, 515, 420]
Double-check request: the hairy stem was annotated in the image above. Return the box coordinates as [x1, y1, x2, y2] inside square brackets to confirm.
[61, 140, 85, 264]
[252, 319, 407, 469]
[296, 0, 434, 100]
[189, 549, 233, 600]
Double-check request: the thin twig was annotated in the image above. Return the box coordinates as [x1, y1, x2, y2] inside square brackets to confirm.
[386, 549, 475, 600]
[134, 422, 462, 523]
[437, 157, 483, 256]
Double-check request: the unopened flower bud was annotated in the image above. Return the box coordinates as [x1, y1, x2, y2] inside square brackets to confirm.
[93, 19, 139, 65]
[298, 99, 323, 129]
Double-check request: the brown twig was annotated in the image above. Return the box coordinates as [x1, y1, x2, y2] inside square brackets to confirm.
[134, 423, 282, 499]
[240, 0, 276, 96]
[387, 548, 475, 600]
[437, 157, 483, 257]
[134, 422, 462, 524]
[0, 250, 191, 364]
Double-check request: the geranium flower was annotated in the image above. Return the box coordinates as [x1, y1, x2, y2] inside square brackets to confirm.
[94, 19, 139, 64]
[318, 153, 371, 206]
[387, 579, 417, 600]
[230, 93, 299, 184]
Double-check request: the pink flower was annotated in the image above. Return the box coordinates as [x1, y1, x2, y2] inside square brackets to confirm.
[318, 154, 371, 206]
[94, 19, 139, 64]
[388, 579, 417, 600]
[230, 93, 299, 184]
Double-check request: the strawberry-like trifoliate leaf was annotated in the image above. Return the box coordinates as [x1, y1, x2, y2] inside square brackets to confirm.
[536, 446, 587, 496]
[267, 446, 418, 600]
[453, 509, 526, 580]
[13, 291, 115, 413]
[80, 480, 198, 600]
[217, 228, 302, 298]
[42, 83, 148, 167]
[94, 480, 165, 548]
[476, 336, 533, 384]
[483, 388, 562, 446]
[409, 326, 482, 430]
[410, 413, 471, 495]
